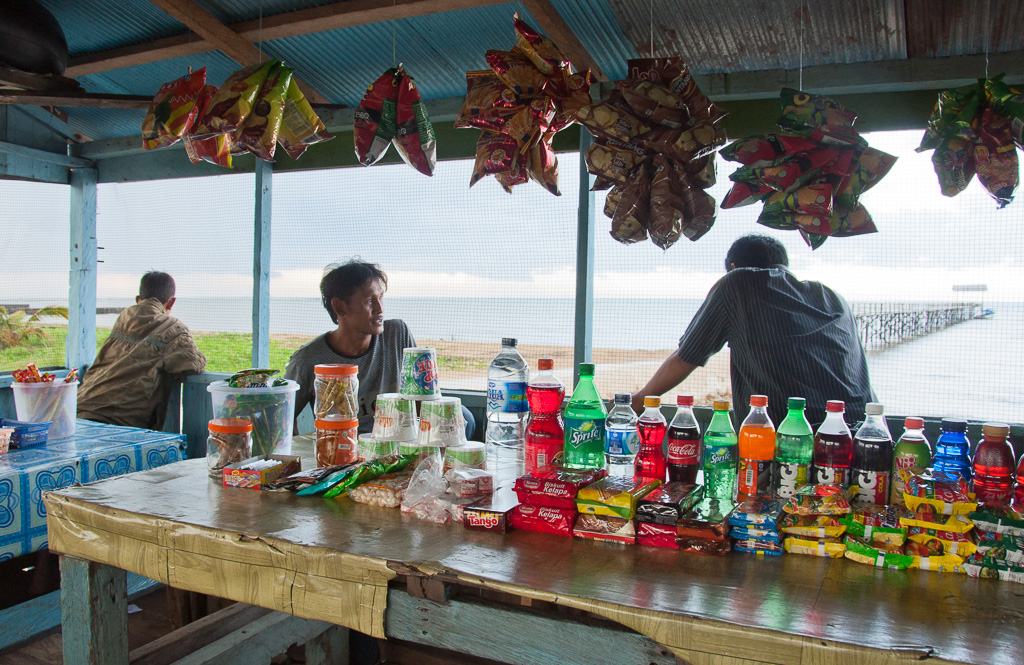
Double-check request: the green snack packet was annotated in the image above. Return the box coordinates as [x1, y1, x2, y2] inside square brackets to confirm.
[844, 536, 914, 570]
[917, 82, 982, 153]
[322, 454, 415, 498]
[227, 368, 281, 388]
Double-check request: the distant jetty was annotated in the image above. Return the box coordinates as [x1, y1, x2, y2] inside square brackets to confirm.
[853, 302, 984, 351]
[0, 304, 124, 315]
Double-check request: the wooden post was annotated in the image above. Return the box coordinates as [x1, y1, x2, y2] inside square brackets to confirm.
[253, 160, 272, 368]
[60, 555, 128, 664]
[67, 167, 98, 372]
[305, 625, 349, 665]
[573, 129, 595, 383]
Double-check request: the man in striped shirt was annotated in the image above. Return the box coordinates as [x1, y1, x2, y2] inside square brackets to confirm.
[633, 234, 875, 426]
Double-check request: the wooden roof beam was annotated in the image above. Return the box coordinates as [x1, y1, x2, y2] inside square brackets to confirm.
[66, 0, 509, 79]
[522, 0, 607, 82]
[145, 0, 329, 104]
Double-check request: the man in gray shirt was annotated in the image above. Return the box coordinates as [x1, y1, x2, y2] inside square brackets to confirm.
[633, 234, 875, 426]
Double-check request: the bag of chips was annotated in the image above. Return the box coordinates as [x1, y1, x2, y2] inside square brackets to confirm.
[513, 13, 569, 80]
[277, 79, 333, 161]
[611, 163, 650, 244]
[193, 61, 275, 139]
[391, 70, 436, 176]
[973, 106, 1019, 208]
[526, 137, 560, 196]
[648, 156, 684, 250]
[142, 67, 207, 150]
[584, 141, 645, 185]
[577, 102, 649, 144]
[184, 84, 233, 168]
[783, 484, 852, 516]
[784, 536, 846, 558]
[844, 536, 914, 569]
[617, 79, 688, 129]
[720, 134, 819, 167]
[236, 61, 293, 162]
[471, 132, 520, 188]
[780, 514, 847, 539]
[932, 128, 977, 197]
[455, 71, 519, 132]
[486, 48, 548, 96]
[354, 68, 400, 166]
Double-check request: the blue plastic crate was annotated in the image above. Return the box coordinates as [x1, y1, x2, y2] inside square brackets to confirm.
[0, 418, 52, 448]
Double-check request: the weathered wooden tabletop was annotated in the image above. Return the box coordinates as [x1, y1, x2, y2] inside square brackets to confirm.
[44, 456, 1023, 665]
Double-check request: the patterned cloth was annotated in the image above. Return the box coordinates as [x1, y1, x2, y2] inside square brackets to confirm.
[0, 419, 185, 560]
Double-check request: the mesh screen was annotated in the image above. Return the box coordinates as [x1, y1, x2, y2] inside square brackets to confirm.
[0, 181, 70, 372]
[269, 157, 580, 388]
[95, 174, 254, 373]
[592, 129, 1024, 423]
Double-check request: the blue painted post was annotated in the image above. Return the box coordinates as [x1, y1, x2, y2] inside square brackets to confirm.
[68, 167, 98, 373]
[60, 556, 128, 664]
[573, 130, 595, 385]
[253, 160, 272, 368]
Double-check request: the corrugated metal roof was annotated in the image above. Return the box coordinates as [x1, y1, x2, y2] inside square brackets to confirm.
[608, 0, 905, 73]
[905, 0, 1024, 59]
[63, 107, 147, 143]
[36, 0, 184, 56]
[192, 0, 342, 26]
[550, 0, 639, 81]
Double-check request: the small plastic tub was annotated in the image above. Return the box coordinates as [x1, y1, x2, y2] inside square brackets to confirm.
[1, 418, 52, 449]
[207, 380, 298, 456]
[313, 364, 359, 420]
[11, 380, 78, 440]
[315, 418, 358, 467]
[207, 418, 253, 478]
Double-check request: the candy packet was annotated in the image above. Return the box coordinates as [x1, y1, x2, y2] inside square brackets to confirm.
[678, 498, 734, 540]
[513, 463, 606, 510]
[637, 521, 679, 549]
[348, 470, 413, 508]
[142, 67, 207, 150]
[730, 525, 781, 542]
[678, 536, 732, 556]
[226, 368, 286, 389]
[734, 538, 783, 555]
[510, 504, 575, 537]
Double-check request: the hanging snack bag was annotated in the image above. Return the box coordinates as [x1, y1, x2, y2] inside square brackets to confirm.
[237, 61, 293, 162]
[577, 102, 649, 144]
[611, 163, 651, 243]
[513, 13, 568, 79]
[355, 68, 401, 166]
[932, 127, 977, 197]
[455, 71, 518, 133]
[471, 133, 520, 187]
[973, 106, 1019, 208]
[392, 70, 436, 176]
[184, 84, 233, 168]
[193, 61, 275, 138]
[486, 48, 549, 97]
[648, 156, 684, 250]
[142, 67, 207, 150]
[617, 79, 689, 129]
[527, 137, 560, 196]
[277, 80, 333, 161]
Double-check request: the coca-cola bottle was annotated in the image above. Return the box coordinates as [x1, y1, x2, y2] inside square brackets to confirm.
[667, 395, 701, 483]
[812, 400, 853, 488]
[851, 402, 893, 507]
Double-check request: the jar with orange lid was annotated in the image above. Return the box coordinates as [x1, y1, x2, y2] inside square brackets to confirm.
[316, 418, 359, 467]
[314, 364, 359, 420]
[207, 418, 253, 478]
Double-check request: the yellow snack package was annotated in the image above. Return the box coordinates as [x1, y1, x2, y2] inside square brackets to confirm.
[576, 476, 661, 519]
[783, 536, 846, 558]
[780, 514, 847, 539]
[237, 61, 293, 162]
[193, 60, 276, 139]
[277, 79, 333, 160]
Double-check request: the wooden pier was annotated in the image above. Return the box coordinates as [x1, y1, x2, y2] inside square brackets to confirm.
[852, 302, 983, 351]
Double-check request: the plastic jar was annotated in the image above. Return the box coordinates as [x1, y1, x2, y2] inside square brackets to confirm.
[315, 418, 359, 467]
[314, 364, 359, 420]
[207, 418, 253, 478]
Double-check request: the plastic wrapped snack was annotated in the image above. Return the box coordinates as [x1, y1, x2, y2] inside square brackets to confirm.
[236, 60, 293, 162]
[783, 484, 853, 516]
[296, 454, 412, 497]
[969, 503, 1024, 536]
[780, 514, 848, 539]
[513, 13, 568, 80]
[184, 84, 233, 167]
[573, 513, 636, 544]
[354, 68, 400, 166]
[349, 471, 413, 508]
[277, 79, 333, 161]
[678, 498, 734, 540]
[577, 102, 650, 144]
[784, 536, 846, 558]
[575, 475, 661, 519]
[964, 552, 1024, 583]
[193, 61, 275, 138]
[734, 538, 783, 555]
[730, 525, 781, 542]
[907, 551, 966, 573]
[678, 536, 732, 556]
[906, 527, 978, 557]
[444, 468, 494, 499]
[513, 464, 606, 510]
[472, 132, 520, 187]
[731, 497, 787, 527]
[510, 504, 575, 537]
[976, 532, 1024, 564]
[635, 482, 702, 525]
[617, 78, 688, 128]
[142, 67, 207, 150]
[973, 106, 1019, 208]
[485, 48, 548, 96]
[456, 71, 518, 132]
[899, 509, 974, 534]
[637, 521, 679, 549]
[900, 469, 977, 515]
[839, 507, 908, 547]
[844, 536, 914, 569]
[227, 368, 286, 389]
[393, 69, 436, 176]
[719, 134, 819, 166]
[526, 137, 560, 196]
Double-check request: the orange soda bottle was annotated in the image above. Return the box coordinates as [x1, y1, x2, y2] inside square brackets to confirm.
[737, 394, 776, 500]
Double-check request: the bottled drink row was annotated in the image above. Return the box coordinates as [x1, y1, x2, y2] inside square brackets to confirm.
[484, 345, 1023, 507]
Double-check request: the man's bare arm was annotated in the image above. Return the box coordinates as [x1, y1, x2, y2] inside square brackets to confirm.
[631, 354, 698, 413]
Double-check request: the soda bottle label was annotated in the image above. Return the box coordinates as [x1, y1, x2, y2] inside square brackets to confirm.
[812, 465, 849, 487]
[488, 381, 528, 413]
[852, 468, 889, 506]
[525, 442, 562, 474]
[667, 438, 700, 465]
[605, 428, 638, 455]
[738, 459, 772, 497]
[564, 417, 605, 451]
[774, 461, 809, 499]
[705, 444, 736, 469]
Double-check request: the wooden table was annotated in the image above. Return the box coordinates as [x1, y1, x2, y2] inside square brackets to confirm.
[44, 453, 1023, 665]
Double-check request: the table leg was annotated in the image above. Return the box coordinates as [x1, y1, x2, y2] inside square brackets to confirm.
[305, 625, 349, 665]
[59, 555, 129, 664]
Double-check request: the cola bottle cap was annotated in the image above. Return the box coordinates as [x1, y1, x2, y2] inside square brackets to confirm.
[826, 400, 845, 413]
[677, 394, 694, 406]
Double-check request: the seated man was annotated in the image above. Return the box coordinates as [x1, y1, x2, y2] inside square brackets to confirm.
[633, 234, 876, 426]
[286, 260, 475, 438]
[78, 271, 207, 430]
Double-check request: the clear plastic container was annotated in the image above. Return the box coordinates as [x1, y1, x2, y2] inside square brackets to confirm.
[207, 380, 298, 456]
[207, 418, 252, 478]
[315, 418, 358, 467]
[313, 364, 359, 420]
[12, 380, 79, 440]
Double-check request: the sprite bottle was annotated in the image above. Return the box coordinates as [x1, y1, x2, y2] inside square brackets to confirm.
[703, 400, 738, 501]
[773, 397, 814, 499]
[562, 363, 607, 469]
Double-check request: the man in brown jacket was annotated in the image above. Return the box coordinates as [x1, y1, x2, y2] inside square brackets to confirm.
[77, 272, 207, 430]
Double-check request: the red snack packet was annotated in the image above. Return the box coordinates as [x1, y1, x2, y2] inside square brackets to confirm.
[486, 48, 548, 96]
[141, 67, 207, 150]
[471, 132, 519, 187]
[496, 159, 529, 194]
[455, 71, 519, 133]
[526, 136, 560, 196]
[679, 186, 717, 241]
[720, 134, 820, 166]
[836, 147, 897, 209]
[184, 85, 232, 167]
[550, 70, 591, 132]
[721, 181, 772, 209]
[974, 106, 1019, 208]
[392, 70, 436, 177]
[513, 464, 606, 510]
[510, 504, 575, 536]
[637, 521, 680, 549]
[193, 61, 274, 139]
[573, 513, 636, 544]
[513, 13, 569, 80]
[354, 68, 400, 166]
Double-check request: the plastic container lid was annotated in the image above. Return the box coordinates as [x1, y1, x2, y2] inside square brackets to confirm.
[787, 397, 806, 409]
[940, 418, 968, 433]
[314, 364, 358, 377]
[208, 418, 253, 434]
[614, 393, 631, 404]
[315, 418, 358, 430]
[865, 402, 884, 416]
[11, 380, 79, 390]
[207, 379, 298, 395]
[749, 395, 768, 407]
[644, 396, 661, 408]
[826, 400, 845, 412]
[713, 400, 731, 411]
[983, 422, 1010, 438]
[537, 358, 553, 370]
[677, 395, 694, 407]
[904, 417, 924, 429]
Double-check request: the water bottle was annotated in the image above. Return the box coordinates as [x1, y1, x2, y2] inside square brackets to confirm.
[605, 393, 639, 476]
[703, 400, 738, 502]
[562, 363, 607, 470]
[851, 403, 893, 507]
[973, 422, 1015, 503]
[485, 338, 529, 448]
[773, 397, 813, 499]
[635, 396, 668, 483]
[933, 418, 973, 482]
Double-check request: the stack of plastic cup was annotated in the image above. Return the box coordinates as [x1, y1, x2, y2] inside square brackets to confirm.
[399, 347, 441, 401]
[372, 393, 418, 441]
[417, 396, 465, 448]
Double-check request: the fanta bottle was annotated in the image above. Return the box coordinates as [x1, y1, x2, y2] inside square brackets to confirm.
[524, 358, 564, 473]
[562, 363, 606, 470]
[737, 395, 775, 501]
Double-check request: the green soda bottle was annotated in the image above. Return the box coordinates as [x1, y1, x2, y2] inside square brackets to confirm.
[562, 363, 607, 469]
[773, 397, 814, 499]
[703, 400, 738, 501]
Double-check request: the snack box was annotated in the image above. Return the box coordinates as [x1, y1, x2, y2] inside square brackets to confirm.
[730, 497, 786, 527]
[573, 513, 636, 544]
[514, 465, 607, 510]
[635, 482, 702, 525]
[510, 504, 575, 537]
[576, 475, 661, 519]
[678, 498, 734, 540]
[464, 486, 519, 533]
[223, 455, 301, 490]
[783, 536, 846, 558]
[637, 521, 679, 549]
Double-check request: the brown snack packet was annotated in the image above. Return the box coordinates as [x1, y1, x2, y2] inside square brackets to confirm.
[974, 106, 1019, 208]
[471, 132, 519, 187]
[679, 186, 717, 241]
[583, 141, 646, 185]
[617, 79, 689, 129]
[673, 123, 728, 161]
[610, 163, 650, 244]
[486, 47, 548, 96]
[526, 136, 560, 196]
[577, 102, 649, 143]
[648, 155, 685, 250]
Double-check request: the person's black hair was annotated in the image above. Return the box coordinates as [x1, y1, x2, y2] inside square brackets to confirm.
[320, 260, 388, 324]
[725, 234, 789, 270]
[139, 271, 175, 303]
